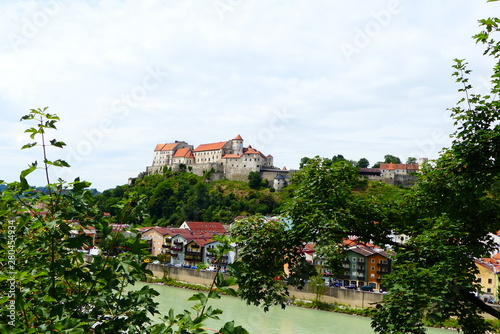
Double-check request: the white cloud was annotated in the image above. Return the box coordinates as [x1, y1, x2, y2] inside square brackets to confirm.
[0, 0, 498, 190]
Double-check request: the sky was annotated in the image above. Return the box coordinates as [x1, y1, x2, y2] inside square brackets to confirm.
[0, 0, 498, 191]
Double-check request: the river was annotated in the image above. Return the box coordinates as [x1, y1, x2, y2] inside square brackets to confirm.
[134, 282, 455, 334]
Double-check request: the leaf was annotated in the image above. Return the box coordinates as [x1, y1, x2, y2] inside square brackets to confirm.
[20, 162, 37, 178]
[21, 142, 37, 150]
[49, 139, 66, 148]
[188, 292, 207, 305]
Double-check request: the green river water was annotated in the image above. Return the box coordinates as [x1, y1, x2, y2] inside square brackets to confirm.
[134, 282, 455, 334]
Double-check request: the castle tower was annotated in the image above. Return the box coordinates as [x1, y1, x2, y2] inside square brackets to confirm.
[232, 134, 243, 155]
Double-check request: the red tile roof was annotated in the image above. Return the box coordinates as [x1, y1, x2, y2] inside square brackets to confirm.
[222, 154, 242, 159]
[155, 143, 180, 152]
[174, 147, 194, 158]
[184, 221, 227, 234]
[187, 237, 214, 247]
[380, 163, 419, 170]
[194, 142, 227, 152]
[233, 134, 243, 140]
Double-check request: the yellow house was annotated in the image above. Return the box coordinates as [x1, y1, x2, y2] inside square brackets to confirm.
[474, 259, 499, 300]
[140, 227, 171, 257]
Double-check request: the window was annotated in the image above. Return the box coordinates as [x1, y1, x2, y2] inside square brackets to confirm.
[488, 288, 492, 293]
[371, 259, 375, 263]
[478, 278, 482, 283]
[370, 274, 375, 278]
[352, 264, 357, 269]
[371, 266, 375, 271]
[489, 279, 493, 284]
[358, 258, 365, 263]
[352, 257, 356, 262]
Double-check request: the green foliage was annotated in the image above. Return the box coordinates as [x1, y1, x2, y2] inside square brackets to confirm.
[247, 171, 268, 190]
[95, 174, 284, 226]
[383, 154, 401, 164]
[230, 215, 315, 311]
[0, 108, 247, 334]
[230, 14, 500, 333]
[357, 157, 370, 168]
[0, 108, 160, 333]
[151, 235, 247, 334]
[309, 275, 327, 302]
[371, 16, 500, 334]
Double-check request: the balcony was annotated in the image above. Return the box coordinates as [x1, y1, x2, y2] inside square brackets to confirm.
[185, 251, 201, 256]
[357, 276, 365, 281]
[162, 244, 171, 249]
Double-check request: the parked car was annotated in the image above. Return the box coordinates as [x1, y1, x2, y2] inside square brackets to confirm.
[152, 260, 160, 265]
[360, 285, 374, 291]
[346, 284, 357, 290]
[332, 282, 343, 287]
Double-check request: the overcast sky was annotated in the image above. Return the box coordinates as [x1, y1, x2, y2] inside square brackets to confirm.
[1, 0, 498, 191]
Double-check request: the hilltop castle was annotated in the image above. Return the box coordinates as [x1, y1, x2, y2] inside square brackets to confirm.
[146, 135, 290, 189]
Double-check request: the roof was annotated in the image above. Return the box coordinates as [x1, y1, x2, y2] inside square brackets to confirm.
[183, 221, 227, 234]
[155, 143, 179, 152]
[174, 147, 194, 158]
[475, 259, 500, 273]
[358, 168, 381, 176]
[380, 163, 419, 170]
[243, 146, 267, 158]
[187, 237, 214, 247]
[348, 245, 389, 258]
[194, 141, 227, 152]
[233, 134, 243, 140]
[222, 154, 242, 159]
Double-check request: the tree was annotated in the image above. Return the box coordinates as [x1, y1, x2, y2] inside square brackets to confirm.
[331, 154, 347, 163]
[0, 108, 247, 334]
[231, 13, 500, 334]
[371, 18, 500, 334]
[383, 154, 401, 164]
[299, 156, 311, 169]
[248, 171, 264, 189]
[406, 157, 417, 164]
[357, 158, 370, 168]
[309, 275, 327, 305]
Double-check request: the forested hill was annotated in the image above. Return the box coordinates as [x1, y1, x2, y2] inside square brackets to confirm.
[94, 170, 293, 226]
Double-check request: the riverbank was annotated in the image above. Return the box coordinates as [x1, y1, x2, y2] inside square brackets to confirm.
[145, 264, 500, 333]
[147, 263, 383, 308]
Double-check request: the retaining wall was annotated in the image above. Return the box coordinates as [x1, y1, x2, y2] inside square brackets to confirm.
[147, 264, 384, 308]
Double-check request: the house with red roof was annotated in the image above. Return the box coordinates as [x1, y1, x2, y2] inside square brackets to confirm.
[179, 221, 227, 234]
[145, 135, 290, 189]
